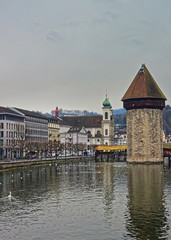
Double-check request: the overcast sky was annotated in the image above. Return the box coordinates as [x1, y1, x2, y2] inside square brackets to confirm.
[0, 0, 170, 114]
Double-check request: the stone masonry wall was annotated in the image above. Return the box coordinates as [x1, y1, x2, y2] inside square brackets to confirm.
[127, 108, 163, 163]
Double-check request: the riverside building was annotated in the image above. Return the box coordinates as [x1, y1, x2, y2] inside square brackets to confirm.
[11, 108, 48, 142]
[61, 95, 114, 147]
[0, 106, 25, 158]
[48, 117, 60, 142]
[60, 126, 87, 145]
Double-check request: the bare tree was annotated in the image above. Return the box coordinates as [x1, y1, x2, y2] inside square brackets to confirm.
[41, 141, 49, 160]
[48, 140, 53, 158]
[25, 141, 36, 159]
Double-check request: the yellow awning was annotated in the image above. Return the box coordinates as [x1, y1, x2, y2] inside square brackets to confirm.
[163, 143, 171, 150]
[95, 145, 127, 151]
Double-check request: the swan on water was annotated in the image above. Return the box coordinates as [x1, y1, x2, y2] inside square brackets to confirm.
[8, 191, 12, 200]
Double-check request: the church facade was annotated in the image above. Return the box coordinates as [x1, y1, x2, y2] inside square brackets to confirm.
[60, 96, 114, 147]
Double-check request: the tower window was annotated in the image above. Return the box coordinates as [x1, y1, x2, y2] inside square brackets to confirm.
[105, 129, 108, 136]
[105, 112, 108, 120]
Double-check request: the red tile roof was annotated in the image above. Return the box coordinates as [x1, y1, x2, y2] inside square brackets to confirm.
[60, 116, 102, 128]
[121, 65, 167, 101]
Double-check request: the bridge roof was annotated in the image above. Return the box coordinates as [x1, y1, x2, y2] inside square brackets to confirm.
[96, 144, 170, 152]
[163, 143, 171, 150]
[95, 145, 127, 151]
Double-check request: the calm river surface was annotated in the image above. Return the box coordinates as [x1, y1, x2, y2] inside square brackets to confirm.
[0, 161, 171, 240]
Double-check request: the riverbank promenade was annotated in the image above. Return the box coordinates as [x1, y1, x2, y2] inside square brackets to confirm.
[0, 155, 93, 170]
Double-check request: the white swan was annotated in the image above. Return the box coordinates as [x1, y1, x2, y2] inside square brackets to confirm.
[8, 191, 12, 200]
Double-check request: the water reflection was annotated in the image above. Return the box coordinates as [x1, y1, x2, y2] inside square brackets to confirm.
[97, 163, 115, 226]
[126, 164, 169, 239]
[0, 162, 170, 240]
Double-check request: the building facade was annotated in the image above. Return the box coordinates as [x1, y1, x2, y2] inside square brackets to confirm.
[12, 108, 48, 142]
[60, 126, 87, 145]
[122, 64, 167, 163]
[114, 131, 127, 145]
[60, 115, 103, 148]
[61, 95, 114, 147]
[48, 117, 60, 142]
[0, 107, 25, 158]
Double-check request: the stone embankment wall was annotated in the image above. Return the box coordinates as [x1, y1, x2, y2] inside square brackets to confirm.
[0, 157, 94, 171]
[127, 108, 163, 163]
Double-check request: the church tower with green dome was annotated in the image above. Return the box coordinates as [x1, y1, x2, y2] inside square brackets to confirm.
[102, 95, 114, 145]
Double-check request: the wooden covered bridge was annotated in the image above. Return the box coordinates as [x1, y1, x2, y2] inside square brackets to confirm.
[95, 145, 127, 162]
[95, 143, 171, 163]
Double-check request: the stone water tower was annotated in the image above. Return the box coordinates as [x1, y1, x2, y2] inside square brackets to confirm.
[121, 64, 167, 163]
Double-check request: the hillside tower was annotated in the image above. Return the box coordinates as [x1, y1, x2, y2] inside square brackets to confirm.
[121, 64, 167, 163]
[102, 95, 114, 145]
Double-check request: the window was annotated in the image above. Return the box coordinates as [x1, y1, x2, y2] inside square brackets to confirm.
[0, 123, 4, 129]
[105, 142, 108, 145]
[97, 130, 101, 135]
[105, 112, 108, 120]
[0, 139, 3, 146]
[105, 129, 108, 136]
[0, 131, 4, 137]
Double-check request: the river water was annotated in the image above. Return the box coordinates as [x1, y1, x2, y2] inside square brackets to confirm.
[0, 161, 170, 240]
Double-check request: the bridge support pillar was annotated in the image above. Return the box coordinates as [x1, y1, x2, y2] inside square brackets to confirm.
[169, 156, 171, 168]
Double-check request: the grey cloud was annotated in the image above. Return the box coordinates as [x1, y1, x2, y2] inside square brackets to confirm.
[93, 18, 108, 25]
[46, 30, 63, 43]
[92, 11, 118, 25]
[105, 11, 118, 20]
[122, 32, 145, 46]
[92, 0, 118, 3]
[131, 39, 144, 45]
[58, 22, 79, 28]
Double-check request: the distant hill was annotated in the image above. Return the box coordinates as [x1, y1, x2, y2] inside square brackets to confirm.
[40, 105, 170, 135]
[163, 105, 171, 135]
[51, 108, 126, 117]
[51, 109, 101, 117]
[112, 108, 126, 115]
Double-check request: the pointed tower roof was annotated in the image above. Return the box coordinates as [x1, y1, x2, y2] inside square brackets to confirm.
[121, 64, 167, 101]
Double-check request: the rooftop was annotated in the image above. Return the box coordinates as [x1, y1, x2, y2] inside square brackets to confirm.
[0, 106, 24, 116]
[121, 64, 167, 101]
[103, 95, 112, 108]
[60, 116, 103, 128]
[68, 126, 84, 133]
[15, 108, 47, 119]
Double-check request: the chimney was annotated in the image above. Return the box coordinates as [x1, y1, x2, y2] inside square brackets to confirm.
[55, 107, 59, 118]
